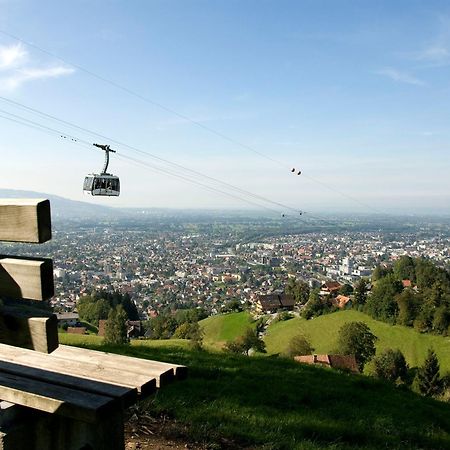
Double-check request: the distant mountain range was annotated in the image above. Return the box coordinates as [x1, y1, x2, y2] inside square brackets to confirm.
[0, 189, 119, 219]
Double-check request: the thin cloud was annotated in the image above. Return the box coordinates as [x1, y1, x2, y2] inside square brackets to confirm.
[0, 42, 74, 91]
[0, 66, 75, 91]
[413, 45, 450, 66]
[0, 43, 27, 69]
[376, 67, 426, 86]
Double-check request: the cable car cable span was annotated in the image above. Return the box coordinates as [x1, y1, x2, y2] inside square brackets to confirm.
[0, 29, 386, 215]
[0, 29, 299, 172]
[0, 96, 308, 216]
[0, 109, 316, 217]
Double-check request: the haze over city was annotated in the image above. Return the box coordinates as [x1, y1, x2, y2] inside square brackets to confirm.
[1, 0, 449, 214]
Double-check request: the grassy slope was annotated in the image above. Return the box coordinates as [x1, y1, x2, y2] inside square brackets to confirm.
[63, 340, 450, 450]
[200, 311, 254, 349]
[265, 310, 450, 371]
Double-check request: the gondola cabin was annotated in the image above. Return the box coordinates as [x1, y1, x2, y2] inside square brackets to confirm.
[83, 143, 120, 196]
[83, 174, 120, 196]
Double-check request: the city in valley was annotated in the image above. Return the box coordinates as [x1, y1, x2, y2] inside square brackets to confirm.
[2, 211, 448, 320]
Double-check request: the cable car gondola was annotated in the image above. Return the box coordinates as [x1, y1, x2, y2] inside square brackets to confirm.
[83, 143, 120, 196]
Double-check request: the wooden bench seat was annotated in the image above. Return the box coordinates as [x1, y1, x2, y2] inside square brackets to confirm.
[52, 344, 188, 386]
[0, 344, 161, 397]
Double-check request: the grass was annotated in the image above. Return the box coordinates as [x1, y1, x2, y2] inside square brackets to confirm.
[58, 333, 190, 349]
[62, 339, 450, 449]
[200, 311, 255, 349]
[265, 310, 450, 372]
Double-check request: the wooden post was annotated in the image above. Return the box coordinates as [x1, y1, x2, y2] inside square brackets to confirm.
[0, 199, 51, 243]
[0, 257, 54, 301]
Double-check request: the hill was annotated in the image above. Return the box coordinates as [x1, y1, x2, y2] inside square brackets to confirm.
[199, 311, 255, 349]
[0, 188, 119, 219]
[264, 310, 450, 372]
[59, 340, 450, 449]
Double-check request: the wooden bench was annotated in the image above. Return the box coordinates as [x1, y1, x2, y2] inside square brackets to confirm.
[0, 199, 186, 450]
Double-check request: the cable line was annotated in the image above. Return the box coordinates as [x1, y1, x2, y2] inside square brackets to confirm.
[0, 95, 304, 215]
[0, 29, 385, 216]
[0, 109, 302, 216]
[0, 29, 290, 170]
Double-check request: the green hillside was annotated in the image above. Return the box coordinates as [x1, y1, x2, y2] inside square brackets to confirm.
[61, 340, 450, 449]
[199, 311, 255, 349]
[265, 310, 450, 372]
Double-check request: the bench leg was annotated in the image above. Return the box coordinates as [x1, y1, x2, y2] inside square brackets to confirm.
[1, 406, 125, 450]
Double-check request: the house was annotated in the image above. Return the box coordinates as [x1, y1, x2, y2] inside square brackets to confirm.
[255, 293, 296, 313]
[294, 354, 359, 373]
[67, 326, 87, 335]
[56, 312, 79, 327]
[333, 295, 352, 309]
[98, 319, 143, 339]
[320, 281, 342, 296]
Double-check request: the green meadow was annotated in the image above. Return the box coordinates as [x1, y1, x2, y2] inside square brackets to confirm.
[264, 309, 450, 372]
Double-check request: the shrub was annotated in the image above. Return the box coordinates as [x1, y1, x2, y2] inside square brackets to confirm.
[285, 334, 314, 358]
[374, 349, 408, 383]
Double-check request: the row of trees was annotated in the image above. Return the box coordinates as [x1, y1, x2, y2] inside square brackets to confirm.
[77, 291, 139, 326]
[143, 308, 207, 349]
[364, 257, 450, 335]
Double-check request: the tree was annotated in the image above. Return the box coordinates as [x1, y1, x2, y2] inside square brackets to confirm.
[104, 305, 129, 345]
[285, 335, 314, 358]
[365, 275, 402, 323]
[301, 289, 335, 319]
[77, 295, 111, 326]
[121, 293, 140, 321]
[339, 283, 353, 296]
[336, 322, 377, 371]
[432, 306, 450, 335]
[372, 265, 392, 281]
[353, 278, 369, 308]
[393, 256, 416, 283]
[416, 349, 443, 397]
[285, 279, 310, 305]
[396, 289, 418, 326]
[374, 349, 408, 383]
[224, 328, 266, 356]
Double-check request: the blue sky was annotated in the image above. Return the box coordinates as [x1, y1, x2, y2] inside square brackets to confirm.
[0, 0, 449, 214]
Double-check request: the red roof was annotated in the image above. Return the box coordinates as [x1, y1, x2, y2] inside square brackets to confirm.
[334, 295, 351, 309]
[294, 354, 359, 373]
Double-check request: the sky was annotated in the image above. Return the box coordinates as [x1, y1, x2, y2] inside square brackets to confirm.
[0, 0, 449, 214]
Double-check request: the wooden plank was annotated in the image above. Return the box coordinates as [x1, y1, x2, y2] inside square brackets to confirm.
[0, 370, 115, 423]
[0, 256, 54, 301]
[0, 199, 51, 243]
[53, 345, 188, 384]
[0, 359, 136, 408]
[0, 344, 156, 396]
[0, 308, 58, 353]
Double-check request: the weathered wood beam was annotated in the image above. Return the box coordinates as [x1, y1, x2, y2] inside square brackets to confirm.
[0, 199, 51, 243]
[0, 344, 157, 396]
[0, 370, 116, 423]
[0, 256, 54, 301]
[0, 359, 137, 408]
[0, 307, 58, 353]
[54, 344, 188, 383]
